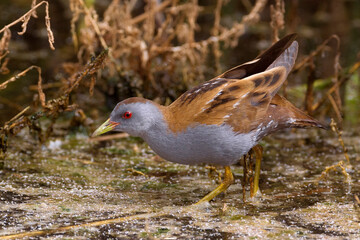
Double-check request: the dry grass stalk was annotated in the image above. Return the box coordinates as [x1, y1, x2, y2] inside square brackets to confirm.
[330, 118, 350, 165]
[312, 74, 350, 115]
[316, 118, 352, 185]
[304, 59, 316, 115]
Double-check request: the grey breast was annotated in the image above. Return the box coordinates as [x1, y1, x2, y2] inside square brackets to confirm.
[143, 122, 258, 166]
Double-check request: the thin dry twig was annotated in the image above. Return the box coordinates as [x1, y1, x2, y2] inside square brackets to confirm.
[270, 0, 285, 42]
[243, 0, 267, 23]
[0, 1, 55, 50]
[304, 59, 316, 115]
[330, 36, 342, 123]
[327, 94, 342, 123]
[293, 35, 339, 71]
[5, 106, 30, 125]
[129, 0, 172, 25]
[0, 65, 42, 90]
[312, 75, 349, 113]
[211, 0, 224, 75]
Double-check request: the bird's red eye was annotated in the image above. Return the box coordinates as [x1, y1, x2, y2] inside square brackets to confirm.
[122, 111, 132, 119]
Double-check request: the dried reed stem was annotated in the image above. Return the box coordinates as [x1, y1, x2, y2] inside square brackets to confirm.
[270, 0, 285, 43]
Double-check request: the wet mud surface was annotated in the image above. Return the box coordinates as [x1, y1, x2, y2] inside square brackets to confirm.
[0, 128, 359, 239]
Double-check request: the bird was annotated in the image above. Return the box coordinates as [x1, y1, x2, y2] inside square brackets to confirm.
[92, 34, 325, 205]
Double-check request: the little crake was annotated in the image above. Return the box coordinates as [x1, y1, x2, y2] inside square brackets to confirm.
[92, 34, 325, 205]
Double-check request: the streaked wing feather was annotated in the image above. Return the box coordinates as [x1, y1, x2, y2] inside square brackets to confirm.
[266, 41, 298, 75]
[225, 67, 287, 133]
[168, 78, 237, 132]
[168, 67, 287, 133]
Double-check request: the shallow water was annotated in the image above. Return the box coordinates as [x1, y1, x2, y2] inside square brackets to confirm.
[0, 128, 359, 239]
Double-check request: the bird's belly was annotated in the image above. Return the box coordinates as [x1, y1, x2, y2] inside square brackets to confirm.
[144, 124, 258, 166]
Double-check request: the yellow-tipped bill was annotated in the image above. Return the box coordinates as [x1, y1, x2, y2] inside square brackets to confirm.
[92, 119, 119, 137]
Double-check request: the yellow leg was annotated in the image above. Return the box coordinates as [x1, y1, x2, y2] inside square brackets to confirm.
[194, 166, 234, 205]
[250, 145, 263, 198]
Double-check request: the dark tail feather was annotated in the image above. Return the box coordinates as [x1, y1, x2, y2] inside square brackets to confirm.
[291, 118, 328, 130]
[288, 106, 328, 130]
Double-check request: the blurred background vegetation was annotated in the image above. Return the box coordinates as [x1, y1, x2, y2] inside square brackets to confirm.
[0, 0, 359, 144]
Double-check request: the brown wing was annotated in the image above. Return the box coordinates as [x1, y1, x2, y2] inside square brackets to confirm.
[223, 67, 288, 133]
[166, 34, 298, 134]
[167, 78, 237, 132]
[167, 67, 287, 133]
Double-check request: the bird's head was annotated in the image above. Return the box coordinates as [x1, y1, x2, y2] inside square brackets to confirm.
[92, 97, 162, 137]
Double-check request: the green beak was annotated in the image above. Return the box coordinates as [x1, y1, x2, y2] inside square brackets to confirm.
[92, 119, 119, 137]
